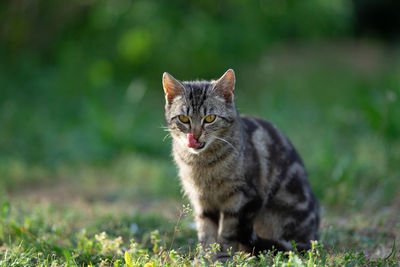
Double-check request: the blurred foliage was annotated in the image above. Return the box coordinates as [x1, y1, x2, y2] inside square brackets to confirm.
[1, 0, 400, 209]
[0, 0, 352, 163]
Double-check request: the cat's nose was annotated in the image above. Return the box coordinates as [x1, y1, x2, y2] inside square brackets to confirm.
[191, 127, 201, 140]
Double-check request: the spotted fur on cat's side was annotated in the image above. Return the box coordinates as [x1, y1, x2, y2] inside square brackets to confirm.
[162, 69, 319, 261]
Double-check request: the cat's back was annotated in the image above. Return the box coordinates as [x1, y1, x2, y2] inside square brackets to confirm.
[239, 115, 310, 198]
[239, 114, 300, 165]
[240, 115, 319, 241]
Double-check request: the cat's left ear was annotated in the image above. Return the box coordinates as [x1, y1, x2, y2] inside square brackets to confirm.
[163, 72, 184, 102]
[214, 69, 235, 101]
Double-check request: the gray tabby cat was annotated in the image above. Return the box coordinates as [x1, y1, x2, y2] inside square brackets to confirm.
[162, 69, 319, 261]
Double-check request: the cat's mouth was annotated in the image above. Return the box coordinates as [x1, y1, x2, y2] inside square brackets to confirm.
[192, 142, 205, 150]
[187, 134, 205, 150]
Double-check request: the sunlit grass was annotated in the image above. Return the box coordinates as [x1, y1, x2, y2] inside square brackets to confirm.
[1, 200, 399, 266]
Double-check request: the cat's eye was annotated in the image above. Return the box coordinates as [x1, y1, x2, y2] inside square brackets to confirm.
[204, 114, 216, 123]
[178, 115, 190, 123]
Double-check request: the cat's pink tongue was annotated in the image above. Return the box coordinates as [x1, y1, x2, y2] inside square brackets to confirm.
[187, 134, 202, 149]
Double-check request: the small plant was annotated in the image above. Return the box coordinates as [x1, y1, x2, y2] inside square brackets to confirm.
[95, 232, 123, 255]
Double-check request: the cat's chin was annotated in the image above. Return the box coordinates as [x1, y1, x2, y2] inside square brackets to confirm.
[188, 142, 208, 154]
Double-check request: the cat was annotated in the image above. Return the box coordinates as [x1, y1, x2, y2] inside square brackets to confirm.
[162, 69, 319, 261]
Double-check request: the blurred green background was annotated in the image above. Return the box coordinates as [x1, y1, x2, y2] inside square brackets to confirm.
[1, 0, 400, 210]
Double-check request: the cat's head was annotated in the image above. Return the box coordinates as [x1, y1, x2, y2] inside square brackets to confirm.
[163, 69, 238, 154]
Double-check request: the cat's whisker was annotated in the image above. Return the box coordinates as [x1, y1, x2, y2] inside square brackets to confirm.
[163, 133, 172, 142]
[214, 136, 238, 153]
[164, 128, 180, 136]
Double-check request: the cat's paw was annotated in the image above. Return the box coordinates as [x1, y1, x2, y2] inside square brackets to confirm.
[213, 253, 232, 264]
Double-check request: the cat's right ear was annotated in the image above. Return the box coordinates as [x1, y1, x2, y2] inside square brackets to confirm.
[213, 69, 235, 101]
[163, 72, 184, 102]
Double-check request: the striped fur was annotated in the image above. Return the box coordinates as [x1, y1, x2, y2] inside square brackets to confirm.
[163, 70, 319, 261]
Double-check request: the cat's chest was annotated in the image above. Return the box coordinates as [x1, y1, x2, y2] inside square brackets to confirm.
[177, 159, 243, 209]
[179, 162, 231, 187]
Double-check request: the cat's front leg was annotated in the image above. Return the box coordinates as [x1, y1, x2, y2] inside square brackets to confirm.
[216, 211, 240, 262]
[217, 194, 262, 262]
[193, 209, 220, 266]
[195, 210, 219, 249]
[215, 192, 245, 262]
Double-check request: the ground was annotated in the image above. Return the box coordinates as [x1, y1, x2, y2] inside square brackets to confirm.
[1, 154, 399, 266]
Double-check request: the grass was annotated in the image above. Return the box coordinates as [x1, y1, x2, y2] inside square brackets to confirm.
[1, 153, 399, 266]
[1, 41, 400, 266]
[0, 191, 399, 266]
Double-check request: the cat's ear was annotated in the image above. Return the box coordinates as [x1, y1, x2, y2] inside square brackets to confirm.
[163, 72, 184, 102]
[214, 69, 235, 101]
